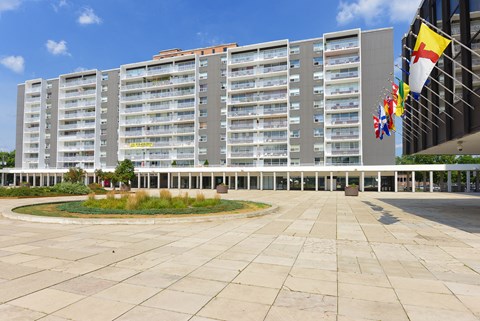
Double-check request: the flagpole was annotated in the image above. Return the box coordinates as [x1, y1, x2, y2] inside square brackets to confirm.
[400, 112, 424, 138]
[416, 16, 480, 60]
[405, 38, 480, 82]
[394, 128, 415, 145]
[400, 53, 477, 110]
[404, 100, 439, 131]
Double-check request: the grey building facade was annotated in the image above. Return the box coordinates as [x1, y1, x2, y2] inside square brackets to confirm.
[16, 28, 394, 171]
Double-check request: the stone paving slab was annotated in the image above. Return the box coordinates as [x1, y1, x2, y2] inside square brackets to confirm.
[0, 190, 479, 320]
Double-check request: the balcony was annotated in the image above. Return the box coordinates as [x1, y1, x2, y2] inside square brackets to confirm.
[326, 71, 359, 81]
[325, 56, 360, 67]
[261, 150, 288, 157]
[57, 156, 95, 162]
[25, 116, 40, 123]
[58, 144, 94, 151]
[176, 153, 195, 159]
[58, 133, 95, 141]
[123, 64, 195, 79]
[325, 88, 359, 96]
[59, 122, 96, 130]
[121, 89, 195, 102]
[325, 118, 359, 126]
[121, 77, 195, 91]
[63, 100, 96, 109]
[326, 134, 359, 140]
[62, 111, 96, 119]
[325, 101, 359, 111]
[229, 65, 288, 78]
[25, 106, 41, 114]
[25, 96, 41, 103]
[24, 127, 40, 133]
[229, 92, 287, 104]
[61, 78, 97, 88]
[60, 90, 96, 99]
[230, 151, 255, 158]
[325, 39, 359, 52]
[25, 86, 42, 94]
[229, 138, 255, 144]
[263, 136, 288, 143]
[262, 121, 287, 129]
[327, 149, 360, 155]
[229, 69, 255, 78]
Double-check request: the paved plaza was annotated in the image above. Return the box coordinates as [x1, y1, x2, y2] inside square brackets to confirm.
[0, 190, 480, 321]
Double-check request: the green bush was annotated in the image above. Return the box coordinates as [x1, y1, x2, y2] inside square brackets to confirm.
[51, 182, 91, 195]
[0, 187, 51, 197]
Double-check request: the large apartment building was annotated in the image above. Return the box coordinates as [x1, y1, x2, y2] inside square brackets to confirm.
[16, 28, 394, 171]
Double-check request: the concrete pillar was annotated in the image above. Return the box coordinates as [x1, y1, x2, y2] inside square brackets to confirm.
[300, 172, 304, 191]
[147, 173, 151, 189]
[235, 172, 238, 190]
[330, 172, 333, 192]
[13, 173, 16, 186]
[466, 171, 471, 192]
[157, 173, 160, 188]
[377, 171, 381, 192]
[429, 171, 434, 193]
[406, 172, 410, 190]
[247, 172, 250, 190]
[54, 174, 57, 185]
[447, 171, 452, 192]
[287, 172, 290, 191]
[324, 175, 328, 191]
[360, 172, 365, 192]
[345, 172, 349, 187]
[260, 172, 263, 191]
[394, 171, 398, 193]
[1, 172, 4, 186]
[39, 173, 43, 187]
[412, 171, 416, 193]
[84, 174, 87, 186]
[211, 172, 214, 189]
[177, 172, 181, 189]
[200, 172, 203, 189]
[423, 172, 427, 193]
[315, 172, 318, 191]
[167, 173, 171, 189]
[188, 172, 192, 189]
[137, 174, 141, 188]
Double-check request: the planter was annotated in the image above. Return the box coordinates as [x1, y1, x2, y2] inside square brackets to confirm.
[345, 186, 359, 196]
[216, 184, 228, 194]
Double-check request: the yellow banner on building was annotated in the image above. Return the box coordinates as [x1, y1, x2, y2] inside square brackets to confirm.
[129, 142, 153, 148]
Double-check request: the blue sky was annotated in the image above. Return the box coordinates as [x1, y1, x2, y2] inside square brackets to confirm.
[0, 0, 421, 155]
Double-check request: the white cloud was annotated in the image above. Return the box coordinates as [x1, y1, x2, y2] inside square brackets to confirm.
[0, 55, 24, 73]
[78, 7, 101, 25]
[337, 0, 421, 25]
[0, 0, 21, 14]
[52, 0, 68, 12]
[46, 40, 70, 56]
[74, 66, 87, 72]
[196, 31, 224, 46]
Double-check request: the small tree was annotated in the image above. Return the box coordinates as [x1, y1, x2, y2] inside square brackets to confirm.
[171, 160, 177, 167]
[95, 169, 118, 189]
[115, 159, 135, 187]
[64, 167, 86, 184]
[203, 159, 209, 166]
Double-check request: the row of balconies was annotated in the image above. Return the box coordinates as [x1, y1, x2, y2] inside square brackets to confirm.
[121, 126, 195, 137]
[230, 51, 288, 65]
[60, 90, 96, 99]
[122, 64, 196, 79]
[324, 39, 359, 52]
[58, 133, 95, 141]
[229, 92, 287, 104]
[324, 55, 360, 67]
[229, 121, 288, 131]
[230, 79, 288, 91]
[325, 101, 359, 111]
[58, 144, 95, 151]
[229, 64, 288, 78]
[60, 78, 97, 88]
[324, 118, 359, 126]
[61, 111, 96, 120]
[25, 96, 42, 103]
[121, 77, 195, 91]
[57, 155, 95, 162]
[120, 114, 195, 125]
[25, 86, 42, 94]
[124, 152, 195, 160]
[120, 140, 195, 149]
[228, 106, 288, 117]
[121, 89, 195, 102]
[122, 101, 195, 113]
[62, 100, 96, 109]
[325, 71, 359, 81]
[229, 136, 288, 144]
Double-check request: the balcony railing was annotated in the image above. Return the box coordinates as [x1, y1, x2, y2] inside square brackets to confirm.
[61, 78, 97, 88]
[121, 89, 195, 102]
[325, 56, 360, 66]
[326, 118, 359, 125]
[63, 100, 96, 108]
[57, 156, 95, 162]
[62, 112, 96, 119]
[229, 93, 287, 104]
[58, 133, 95, 140]
[123, 64, 195, 79]
[325, 39, 359, 51]
[24, 127, 40, 132]
[230, 152, 255, 157]
[230, 51, 287, 65]
[25, 97, 41, 103]
[229, 65, 288, 78]
[121, 77, 195, 91]
[326, 71, 359, 81]
[325, 102, 359, 111]
[326, 134, 359, 140]
[326, 88, 359, 96]
[59, 122, 95, 130]
[61, 90, 96, 99]
[327, 149, 360, 155]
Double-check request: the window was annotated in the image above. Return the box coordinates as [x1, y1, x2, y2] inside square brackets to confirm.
[290, 46, 300, 54]
[314, 86, 324, 95]
[221, 121, 226, 128]
[221, 56, 227, 64]
[100, 119, 107, 124]
[220, 134, 226, 141]
[100, 151, 107, 158]
[199, 109, 207, 117]
[313, 100, 323, 109]
[314, 143, 324, 152]
[199, 122, 207, 129]
[314, 114, 324, 123]
[290, 130, 300, 138]
[101, 97, 108, 103]
[290, 60, 300, 68]
[199, 59, 208, 67]
[290, 158, 300, 166]
[313, 57, 323, 66]
[313, 71, 323, 80]
[290, 116, 300, 124]
[313, 42, 323, 52]
[221, 108, 226, 115]
[47, 83, 52, 89]
[199, 135, 207, 142]
[313, 128, 324, 137]
[290, 74, 300, 82]
[102, 85, 108, 92]
[199, 84, 208, 92]
[199, 72, 208, 80]
[199, 148, 207, 155]
[101, 108, 107, 114]
[102, 73, 108, 81]
[220, 69, 226, 77]
[101, 129, 107, 135]
[223, 47, 227, 52]
[221, 95, 227, 103]
[290, 102, 300, 110]
[212, 49, 216, 54]
[221, 83, 226, 90]
[290, 145, 300, 152]
[290, 88, 300, 96]
[100, 140, 107, 146]
[199, 97, 208, 105]
[220, 147, 226, 154]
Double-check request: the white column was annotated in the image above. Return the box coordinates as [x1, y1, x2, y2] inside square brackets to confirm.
[235, 172, 238, 190]
[61, 173, 64, 183]
[273, 172, 276, 191]
[429, 171, 434, 193]
[54, 174, 57, 185]
[377, 171, 381, 192]
[260, 172, 263, 191]
[360, 172, 365, 192]
[137, 174, 141, 188]
[324, 175, 328, 191]
[188, 172, 192, 189]
[412, 171, 416, 193]
[157, 173, 160, 188]
[315, 172, 318, 191]
[287, 172, 290, 191]
[167, 173, 171, 189]
[93, 172, 96, 184]
[211, 172, 215, 189]
[13, 173, 16, 186]
[466, 171, 471, 192]
[33, 174, 36, 187]
[345, 172, 349, 187]
[300, 172, 304, 191]
[177, 172, 181, 189]
[394, 171, 398, 193]
[330, 172, 333, 192]
[222, 172, 226, 185]
[247, 172, 250, 190]
[147, 173, 151, 189]
[447, 171, 452, 192]
[39, 173, 43, 187]
[200, 172, 203, 189]
[1, 172, 4, 186]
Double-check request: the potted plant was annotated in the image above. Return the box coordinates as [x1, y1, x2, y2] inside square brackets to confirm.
[171, 160, 177, 167]
[216, 183, 228, 194]
[345, 183, 359, 196]
[203, 159, 209, 167]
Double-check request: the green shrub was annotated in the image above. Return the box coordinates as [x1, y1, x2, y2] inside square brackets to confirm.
[159, 189, 172, 201]
[51, 182, 91, 195]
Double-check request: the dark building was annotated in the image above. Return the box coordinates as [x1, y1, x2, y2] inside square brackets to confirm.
[402, 0, 480, 155]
